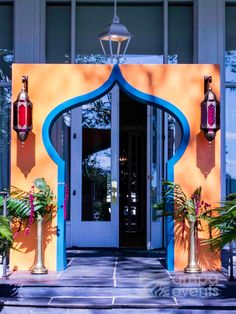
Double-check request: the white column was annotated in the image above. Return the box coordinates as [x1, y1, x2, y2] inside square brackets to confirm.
[14, 0, 45, 63]
[196, 0, 226, 198]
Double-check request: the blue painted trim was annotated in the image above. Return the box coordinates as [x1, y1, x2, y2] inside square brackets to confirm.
[42, 68, 117, 271]
[42, 64, 190, 271]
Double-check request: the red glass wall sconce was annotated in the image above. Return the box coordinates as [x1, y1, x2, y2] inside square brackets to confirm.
[200, 76, 220, 144]
[13, 76, 33, 143]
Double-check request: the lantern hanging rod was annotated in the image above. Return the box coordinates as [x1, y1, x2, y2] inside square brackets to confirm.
[22, 76, 28, 93]
[204, 75, 212, 94]
[113, 0, 119, 23]
[114, 0, 117, 17]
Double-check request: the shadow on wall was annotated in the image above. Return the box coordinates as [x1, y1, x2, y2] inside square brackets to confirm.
[11, 212, 57, 271]
[196, 131, 215, 178]
[17, 132, 35, 178]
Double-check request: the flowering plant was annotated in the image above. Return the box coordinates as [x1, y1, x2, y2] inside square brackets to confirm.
[156, 181, 211, 237]
[6, 178, 56, 235]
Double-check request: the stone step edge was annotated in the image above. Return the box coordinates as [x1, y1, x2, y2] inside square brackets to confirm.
[1, 298, 236, 310]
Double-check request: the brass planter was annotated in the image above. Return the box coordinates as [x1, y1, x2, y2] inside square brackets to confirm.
[31, 214, 48, 274]
[184, 220, 201, 273]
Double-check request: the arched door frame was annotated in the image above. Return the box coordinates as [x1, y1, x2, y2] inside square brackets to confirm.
[42, 65, 190, 271]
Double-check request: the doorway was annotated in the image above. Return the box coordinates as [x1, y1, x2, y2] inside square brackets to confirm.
[119, 91, 147, 248]
[68, 86, 165, 249]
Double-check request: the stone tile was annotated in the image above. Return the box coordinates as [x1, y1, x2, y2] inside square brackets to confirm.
[177, 298, 236, 308]
[1, 297, 51, 306]
[114, 297, 176, 308]
[8, 271, 58, 279]
[16, 278, 114, 287]
[66, 265, 115, 272]
[16, 286, 153, 298]
[50, 297, 113, 308]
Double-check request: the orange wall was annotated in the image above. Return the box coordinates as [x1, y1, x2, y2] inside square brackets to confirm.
[120, 64, 221, 270]
[11, 64, 113, 271]
[11, 64, 220, 271]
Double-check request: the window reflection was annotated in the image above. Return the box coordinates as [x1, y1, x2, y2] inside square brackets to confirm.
[82, 95, 111, 221]
[226, 88, 236, 193]
[82, 94, 111, 129]
[151, 108, 162, 221]
[0, 87, 11, 190]
[0, 50, 13, 82]
[151, 108, 182, 221]
[225, 51, 236, 82]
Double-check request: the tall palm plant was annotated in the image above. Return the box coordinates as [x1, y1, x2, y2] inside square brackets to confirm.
[0, 216, 13, 256]
[1, 177, 55, 234]
[158, 180, 205, 225]
[204, 193, 236, 249]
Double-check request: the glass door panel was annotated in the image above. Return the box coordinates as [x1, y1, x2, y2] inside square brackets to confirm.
[148, 106, 164, 249]
[82, 97, 111, 222]
[70, 87, 119, 247]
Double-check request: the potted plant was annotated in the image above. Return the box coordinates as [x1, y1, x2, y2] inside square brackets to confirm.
[157, 180, 211, 273]
[6, 178, 56, 274]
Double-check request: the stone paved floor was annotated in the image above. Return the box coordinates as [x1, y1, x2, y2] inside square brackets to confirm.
[0, 249, 236, 313]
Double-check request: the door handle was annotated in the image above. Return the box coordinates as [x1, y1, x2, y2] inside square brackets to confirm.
[111, 180, 118, 204]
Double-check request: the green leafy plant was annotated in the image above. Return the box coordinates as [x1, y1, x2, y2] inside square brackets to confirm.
[203, 193, 236, 250]
[156, 181, 212, 238]
[158, 181, 207, 221]
[0, 216, 13, 255]
[4, 178, 56, 235]
[8, 178, 55, 217]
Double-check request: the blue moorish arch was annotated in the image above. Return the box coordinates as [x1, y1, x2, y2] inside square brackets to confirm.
[42, 65, 190, 271]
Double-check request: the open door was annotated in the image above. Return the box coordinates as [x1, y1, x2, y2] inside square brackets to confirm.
[69, 87, 119, 247]
[147, 106, 164, 249]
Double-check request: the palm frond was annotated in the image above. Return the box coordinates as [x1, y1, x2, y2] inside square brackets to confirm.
[0, 216, 13, 254]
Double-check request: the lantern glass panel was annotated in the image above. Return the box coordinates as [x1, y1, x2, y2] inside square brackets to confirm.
[27, 105, 32, 127]
[208, 104, 215, 126]
[13, 103, 17, 128]
[19, 104, 26, 127]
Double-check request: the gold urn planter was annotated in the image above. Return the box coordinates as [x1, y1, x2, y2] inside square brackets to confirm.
[184, 220, 201, 273]
[155, 181, 214, 274]
[31, 214, 48, 274]
[6, 178, 55, 275]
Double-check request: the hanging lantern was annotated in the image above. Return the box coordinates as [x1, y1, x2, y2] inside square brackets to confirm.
[98, 0, 133, 57]
[13, 76, 33, 143]
[200, 76, 220, 143]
